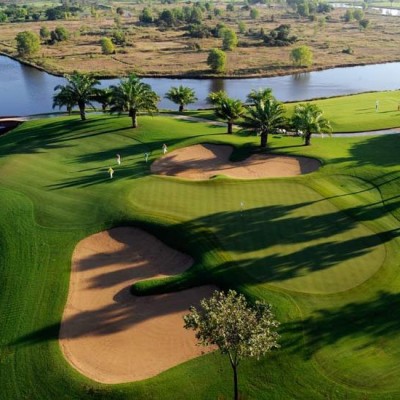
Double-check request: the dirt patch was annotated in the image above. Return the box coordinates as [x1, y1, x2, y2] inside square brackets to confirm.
[151, 144, 320, 180]
[60, 227, 216, 384]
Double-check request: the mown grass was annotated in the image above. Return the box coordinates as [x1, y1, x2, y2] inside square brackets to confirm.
[184, 90, 400, 133]
[0, 113, 399, 399]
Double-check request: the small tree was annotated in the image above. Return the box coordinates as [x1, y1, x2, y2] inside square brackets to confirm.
[247, 88, 273, 104]
[222, 28, 238, 51]
[100, 37, 115, 54]
[207, 48, 226, 73]
[165, 85, 197, 112]
[238, 21, 246, 34]
[215, 97, 244, 134]
[343, 9, 354, 22]
[139, 7, 153, 23]
[109, 74, 159, 128]
[53, 72, 100, 120]
[184, 290, 280, 400]
[40, 26, 50, 42]
[291, 103, 331, 145]
[16, 31, 40, 57]
[55, 26, 69, 41]
[353, 8, 364, 21]
[250, 8, 259, 19]
[242, 97, 286, 147]
[290, 45, 313, 67]
[359, 18, 370, 30]
[207, 90, 229, 106]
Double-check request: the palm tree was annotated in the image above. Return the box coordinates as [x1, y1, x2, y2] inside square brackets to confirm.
[165, 85, 197, 112]
[215, 97, 245, 134]
[291, 103, 331, 145]
[109, 74, 159, 128]
[52, 88, 74, 115]
[207, 90, 229, 106]
[53, 71, 100, 120]
[246, 88, 273, 104]
[242, 98, 286, 148]
[92, 88, 113, 112]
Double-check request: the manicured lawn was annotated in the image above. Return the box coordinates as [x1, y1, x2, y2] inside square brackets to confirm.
[185, 90, 400, 133]
[0, 113, 399, 399]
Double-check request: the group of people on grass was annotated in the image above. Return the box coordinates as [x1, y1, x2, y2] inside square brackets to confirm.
[107, 144, 168, 179]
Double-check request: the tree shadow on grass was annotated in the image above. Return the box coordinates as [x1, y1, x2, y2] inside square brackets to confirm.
[11, 175, 400, 346]
[281, 291, 400, 359]
[333, 134, 400, 168]
[45, 137, 194, 189]
[0, 117, 129, 158]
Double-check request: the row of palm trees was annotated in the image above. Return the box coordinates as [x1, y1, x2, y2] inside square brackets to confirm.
[209, 88, 331, 147]
[53, 72, 331, 147]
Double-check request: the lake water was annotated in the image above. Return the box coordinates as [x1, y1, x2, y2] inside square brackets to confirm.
[1, 55, 400, 116]
[331, 3, 400, 15]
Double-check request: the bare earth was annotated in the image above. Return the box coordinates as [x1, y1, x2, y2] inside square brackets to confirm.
[60, 227, 216, 384]
[151, 144, 320, 179]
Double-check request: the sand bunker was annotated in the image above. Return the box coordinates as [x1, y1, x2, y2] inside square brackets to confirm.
[60, 227, 216, 384]
[151, 144, 320, 180]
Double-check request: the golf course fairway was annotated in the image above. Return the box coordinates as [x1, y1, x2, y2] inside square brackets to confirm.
[0, 113, 399, 399]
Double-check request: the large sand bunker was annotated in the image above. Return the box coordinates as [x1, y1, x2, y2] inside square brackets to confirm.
[151, 144, 320, 180]
[60, 227, 216, 384]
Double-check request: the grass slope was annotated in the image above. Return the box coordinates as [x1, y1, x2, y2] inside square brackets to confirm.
[0, 113, 399, 399]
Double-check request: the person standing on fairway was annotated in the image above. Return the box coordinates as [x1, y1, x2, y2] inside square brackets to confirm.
[162, 143, 168, 154]
[116, 154, 121, 165]
[144, 152, 150, 162]
[108, 167, 114, 179]
[375, 100, 379, 111]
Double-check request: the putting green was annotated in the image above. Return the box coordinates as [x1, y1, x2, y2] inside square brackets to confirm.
[131, 178, 385, 294]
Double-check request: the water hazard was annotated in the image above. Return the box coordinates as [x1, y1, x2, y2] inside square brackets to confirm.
[1, 55, 400, 116]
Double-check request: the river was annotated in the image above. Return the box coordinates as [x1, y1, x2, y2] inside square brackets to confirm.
[0, 55, 400, 116]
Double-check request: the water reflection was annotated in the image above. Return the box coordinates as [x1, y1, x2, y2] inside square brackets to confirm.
[209, 79, 225, 95]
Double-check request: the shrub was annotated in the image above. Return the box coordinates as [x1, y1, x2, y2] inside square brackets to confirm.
[100, 37, 115, 54]
[264, 24, 297, 47]
[290, 45, 313, 67]
[16, 31, 40, 56]
[222, 28, 238, 51]
[207, 48, 226, 73]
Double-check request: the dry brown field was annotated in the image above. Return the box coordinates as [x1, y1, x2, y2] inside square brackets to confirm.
[0, 3, 399, 77]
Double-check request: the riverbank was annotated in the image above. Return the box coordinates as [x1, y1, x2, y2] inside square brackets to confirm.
[1, 8, 399, 79]
[3, 50, 400, 80]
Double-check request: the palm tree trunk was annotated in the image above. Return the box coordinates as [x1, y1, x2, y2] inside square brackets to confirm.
[78, 101, 86, 121]
[260, 131, 268, 148]
[228, 121, 233, 134]
[304, 132, 312, 146]
[179, 104, 184, 113]
[129, 109, 138, 128]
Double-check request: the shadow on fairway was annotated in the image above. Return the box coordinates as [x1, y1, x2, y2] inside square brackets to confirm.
[44, 138, 191, 189]
[333, 134, 400, 168]
[281, 290, 400, 359]
[0, 117, 129, 157]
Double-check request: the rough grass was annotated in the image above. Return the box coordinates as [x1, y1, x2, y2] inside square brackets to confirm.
[1, 6, 400, 77]
[0, 113, 399, 399]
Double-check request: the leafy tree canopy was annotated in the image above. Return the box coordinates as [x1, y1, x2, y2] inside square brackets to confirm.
[16, 31, 40, 57]
[263, 24, 297, 46]
[184, 290, 280, 400]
